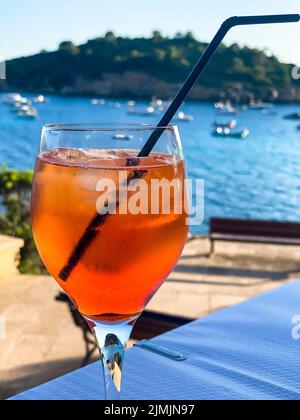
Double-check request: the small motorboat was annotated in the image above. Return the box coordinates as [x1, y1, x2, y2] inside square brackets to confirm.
[229, 129, 250, 139]
[151, 98, 164, 107]
[218, 105, 239, 115]
[112, 134, 134, 141]
[215, 101, 240, 115]
[150, 98, 171, 112]
[3, 94, 29, 108]
[91, 98, 106, 105]
[33, 95, 47, 103]
[214, 120, 237, 129]
[127, 106, 158, 116]
[283, 113, 300, 120]
[213, 127, 250, 139]
[2, 93, 23, 105]
[11, 98, 32, 112]
[17, 105, 38, 119]
[248, 100, 274, 111]
[214, 101, 225, 110]
[174, 111, 194, 122]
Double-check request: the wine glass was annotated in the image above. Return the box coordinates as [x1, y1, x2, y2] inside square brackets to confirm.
[31, 122, 188, 400]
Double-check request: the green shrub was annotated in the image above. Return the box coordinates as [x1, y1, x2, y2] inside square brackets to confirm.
[0, 167, 47, 274]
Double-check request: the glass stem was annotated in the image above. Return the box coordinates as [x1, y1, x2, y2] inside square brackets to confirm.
[89, 319, 135, 400]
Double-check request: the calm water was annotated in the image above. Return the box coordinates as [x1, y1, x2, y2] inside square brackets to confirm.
[1, 93, 300, 234]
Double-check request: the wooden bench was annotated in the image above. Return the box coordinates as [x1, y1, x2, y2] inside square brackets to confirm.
[209, 218, 300, 256]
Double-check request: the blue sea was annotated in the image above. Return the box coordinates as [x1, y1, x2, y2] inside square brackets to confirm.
[1, 93, 300, 234]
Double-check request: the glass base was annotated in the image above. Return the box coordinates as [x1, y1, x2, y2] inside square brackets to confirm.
[85, 317, 136, 400]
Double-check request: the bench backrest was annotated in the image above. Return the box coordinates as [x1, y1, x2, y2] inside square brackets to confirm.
[210, 218, 300, 239]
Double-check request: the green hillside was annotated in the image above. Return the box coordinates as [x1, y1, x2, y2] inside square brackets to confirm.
[1, 32, 299, 102]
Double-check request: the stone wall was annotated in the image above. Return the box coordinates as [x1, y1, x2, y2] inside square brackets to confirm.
[0, 236, 24, 281]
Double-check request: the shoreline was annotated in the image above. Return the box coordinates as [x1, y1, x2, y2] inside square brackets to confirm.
[1, 88, 300, 105]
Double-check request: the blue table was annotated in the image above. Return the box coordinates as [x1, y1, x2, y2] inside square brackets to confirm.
[11, 281, 300, 400]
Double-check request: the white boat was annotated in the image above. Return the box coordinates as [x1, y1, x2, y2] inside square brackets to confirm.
[91, 99, 106, 105]
[248, 100, 274, 111]
[17, 105, 38, 119]
[150, 98, 165, 110]
[213, 127, 250, 139]
[151, 98, 164, 107]
[174, 111, 194, 122]
[127, 106, 158, 116]
[214, 120, 237, 129]
[2, 93, 30, 106]
[11, 98, 31, 112]
[150, 98, 171, 113]
[215, 100, 240, 115]
[214, 101, 225, 110]
[218, 105, 239, 115]
[33, 95, 47, 103]
[2, 93, 23, 105]
[112, 134, 134, 141]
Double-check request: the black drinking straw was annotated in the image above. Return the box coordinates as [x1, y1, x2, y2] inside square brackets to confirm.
[59, 14, 300, 282]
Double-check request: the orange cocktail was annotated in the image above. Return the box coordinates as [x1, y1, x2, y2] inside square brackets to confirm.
[32, 148, 188, 322]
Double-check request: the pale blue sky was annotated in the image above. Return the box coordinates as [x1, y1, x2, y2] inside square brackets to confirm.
[1, 0, 300, 63]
